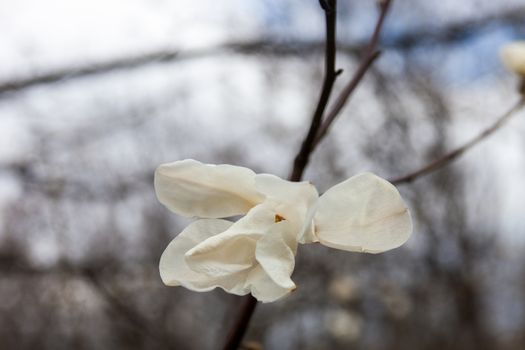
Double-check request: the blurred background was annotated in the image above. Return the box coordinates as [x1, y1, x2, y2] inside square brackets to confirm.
[1, 0, 525, 349]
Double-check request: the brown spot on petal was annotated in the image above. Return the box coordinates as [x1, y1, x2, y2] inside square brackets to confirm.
[274, 214, 285, 223]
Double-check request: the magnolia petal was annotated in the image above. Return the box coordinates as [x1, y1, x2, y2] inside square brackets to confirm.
[298, 214, 318, 244]
[225, 201, 278, 235]
[159, 219, 250, 295]
[155, 159, 264, 218]
[255, 221, 297, 290]
[185, 203, 275, 277]
[315, 173, 412, 253]
[254, 174, 318, 210]
[245, 265, 295, 303]
[185, 231, 259, 277]
[255, 174, 318, 243]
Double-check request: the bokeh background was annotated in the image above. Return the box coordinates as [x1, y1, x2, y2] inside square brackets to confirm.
[1, 0, 525, 349]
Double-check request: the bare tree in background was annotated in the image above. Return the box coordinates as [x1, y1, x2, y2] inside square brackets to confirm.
[1, 1, 525, 349]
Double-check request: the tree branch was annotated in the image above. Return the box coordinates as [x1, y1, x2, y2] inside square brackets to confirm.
[390, 98, 525, 185]
[313, 0, 392, 147]
[1, 6, 523, 96]
[289, 0, 338, 181]
[221, 295, 259, 350]
[0, 50, 181, 95]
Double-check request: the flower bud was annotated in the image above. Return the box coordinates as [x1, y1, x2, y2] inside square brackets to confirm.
[501, 41, 525, 76]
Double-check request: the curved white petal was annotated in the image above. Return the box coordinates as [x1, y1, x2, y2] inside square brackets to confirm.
[155, 159, 264, 218]
[255, 221, 297, 290]
[254, 174, 317, 203]
[159, 219, 250, 295]
[501, 41, 525, 76]
[255, 174, 318, 243]
[185, 231, 259, 277]
[315, 173, 412, 253]
[185, 203, 275, 277]
[245, 265, 295, 303]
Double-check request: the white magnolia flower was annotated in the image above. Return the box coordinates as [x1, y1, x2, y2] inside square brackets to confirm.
[501, 41, 525, 76]
[155, 159, 412, 302]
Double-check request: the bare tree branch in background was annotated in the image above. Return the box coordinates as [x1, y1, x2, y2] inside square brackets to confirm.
[388, 6, 525, 50]
[391, 97, 525, 185]
[81, 268, 179, 350]
[0, 6, 523, 96]
[0, 257, 174, 346]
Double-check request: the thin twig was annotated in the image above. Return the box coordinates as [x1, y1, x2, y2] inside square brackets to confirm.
[223, 2, 338, 349]
[390, 98, 525, 185]
[289, 0, 339, 181]
[313, 0, 392, 147]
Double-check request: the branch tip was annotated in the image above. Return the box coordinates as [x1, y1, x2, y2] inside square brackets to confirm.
[391, 98, 525, 185]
